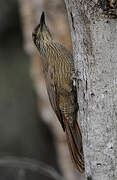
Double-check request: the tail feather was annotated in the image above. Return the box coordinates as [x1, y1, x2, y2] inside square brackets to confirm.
[65, 121, 85, 172]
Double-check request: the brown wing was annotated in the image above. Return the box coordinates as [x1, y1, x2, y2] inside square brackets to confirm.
[45, 74, 65, 131]
[55, 42, 74, 71]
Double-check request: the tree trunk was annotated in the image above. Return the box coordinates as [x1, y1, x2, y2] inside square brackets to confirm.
[64, 0, 117, 179]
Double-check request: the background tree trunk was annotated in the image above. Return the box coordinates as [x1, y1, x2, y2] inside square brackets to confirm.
[64, 0, 117, 179]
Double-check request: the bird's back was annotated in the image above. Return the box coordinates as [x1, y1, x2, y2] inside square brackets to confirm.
[40, 40, 74, 95]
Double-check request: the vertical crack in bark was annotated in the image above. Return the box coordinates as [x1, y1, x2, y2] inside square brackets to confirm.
[70, 12, 75, 30]
[87, 176, 92, 180]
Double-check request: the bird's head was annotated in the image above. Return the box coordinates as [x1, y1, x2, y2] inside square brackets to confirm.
[32, 12, 52, 49]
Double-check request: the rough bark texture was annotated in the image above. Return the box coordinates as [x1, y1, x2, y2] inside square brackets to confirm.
[64, 0, 117, 179]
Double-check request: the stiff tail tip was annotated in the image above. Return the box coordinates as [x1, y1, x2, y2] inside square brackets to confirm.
[65, 122, 85, 173]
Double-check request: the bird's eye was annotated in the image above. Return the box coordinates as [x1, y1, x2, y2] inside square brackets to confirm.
[32, 32, 37, 44]
[32, 32, 36, 39]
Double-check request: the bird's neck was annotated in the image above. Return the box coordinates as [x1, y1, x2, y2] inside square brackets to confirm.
[39, 39, 54, 59]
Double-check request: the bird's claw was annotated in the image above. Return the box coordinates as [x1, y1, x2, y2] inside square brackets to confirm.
[70, 72, 78, 87]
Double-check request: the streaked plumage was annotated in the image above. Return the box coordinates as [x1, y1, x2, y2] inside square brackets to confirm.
[32, 12, 84, 172]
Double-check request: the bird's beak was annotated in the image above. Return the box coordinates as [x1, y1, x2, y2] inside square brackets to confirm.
[40, 12, 45, 31]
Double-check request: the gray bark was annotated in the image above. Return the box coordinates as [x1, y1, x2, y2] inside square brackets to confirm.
[64, 0, 117, 180]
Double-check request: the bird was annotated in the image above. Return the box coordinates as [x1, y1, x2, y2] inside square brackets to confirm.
[32, 12, 84, 172]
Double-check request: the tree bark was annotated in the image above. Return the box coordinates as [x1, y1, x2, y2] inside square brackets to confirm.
[64, 0, 117, 179]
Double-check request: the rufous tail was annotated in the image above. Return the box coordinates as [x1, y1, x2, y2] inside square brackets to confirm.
[65, 121, 84, 172]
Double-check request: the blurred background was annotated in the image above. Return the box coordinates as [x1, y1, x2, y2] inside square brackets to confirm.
[0, 0, 84, 179]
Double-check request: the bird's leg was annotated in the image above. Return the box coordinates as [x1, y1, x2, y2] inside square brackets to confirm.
[71, 73, 77, 88]
[70, 70, 82, 89]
